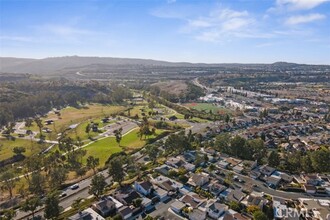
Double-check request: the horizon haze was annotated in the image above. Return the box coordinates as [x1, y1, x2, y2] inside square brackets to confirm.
[1, 0, 330, 64]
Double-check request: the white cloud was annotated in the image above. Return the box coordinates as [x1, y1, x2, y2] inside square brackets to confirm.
[270, 0, 329, 12]
[184, 7, 257, 42]
[285, 13, 326, 25]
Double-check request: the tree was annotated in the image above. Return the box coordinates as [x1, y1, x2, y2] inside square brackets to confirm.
[165, 131, 191, 154]
[248, 139, 267, 162]
[247, 205, 261, 214]
[47, 166, 67, 190]
[229, 201, 240, 212]
[44, 192, 62, 220]
[0, 171, 18, 198]
[12, 146, 26, 156]
[86, 156, 100, 174]
[132, 198, 142, 208]
[268, 151, 280, 167]
[108, 158, 124, 185]
[1, 209, 16, 220]
[72, 198, 83, 211]
[2, 122, 15, 137]
[89, 174, 107, 198]
[25, 118, 33, 127]
[85, 123, 91, 138]
[114, 127, 123, 146]
[230, 135, 246, 158]
[215, 133, 231, 153]
[145, 144, 158, 164]
[34, 117, 44, 138]
[253, 211, 268, 220]
[310, 148, 330, 172]
[225, 114, 230, 123]
[301, 155, 314, 173]
[21, 197, 42, 219]
[28, 172, 45, 196]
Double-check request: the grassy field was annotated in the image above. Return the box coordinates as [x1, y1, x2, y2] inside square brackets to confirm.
[83, 127, 165, 166]
[0, 138, 50, 161]
[66, 119, 116, 141]
[184, 102, 231, 115]
[25, 104, 126, 140]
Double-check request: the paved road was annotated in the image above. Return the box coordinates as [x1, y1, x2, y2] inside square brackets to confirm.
[15, 169, 112, 220]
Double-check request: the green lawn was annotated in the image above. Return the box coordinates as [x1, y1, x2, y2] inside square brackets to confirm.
[83, 137, 122, 166]
[83, 127, 165, 166]
[23, 104, 125, 140]
[184, 103, 231, 115]
[0, 138, 50, 161]
[66, 119, 116, 141]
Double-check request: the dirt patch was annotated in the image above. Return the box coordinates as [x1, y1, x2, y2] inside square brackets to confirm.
[152, 80, 188, 96]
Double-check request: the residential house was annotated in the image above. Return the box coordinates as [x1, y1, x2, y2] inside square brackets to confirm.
[243, 160, 258, 171]
[152, 175, 183, 193]
[208, 182, 227, 197]
[153, 186, 168, 202]
[299, 198, 330, 220]
[114, 189, 141, 206]
[188, 172, 210, 187]
[183, 162, 196, 172]
[166, 157, 185, 168]
[304, 184, 316, 194]
[68, 208, 105, 220]
[279, 172, 293, 183]
[141, 197, 153, 211]
[155, 164, 171, 176]
[226, 189, 246, 203]
[217, 160, 229, 169]
[233, 165, 244, 174]
[205, 199, 228, 219]
[249, 170, 261, 179]
[92, 199, 116, 217]
[241, 193, 265, 209]
[171, 200, 186, 214]
[301, 174, 320, 186]
[180, 192, 207, 209]
[259, 165, 276, 176]
[189, 208, 207, 220]
[266, 175, 281, 188]
[219, 210, 251, 220]
[134, 181, 153, 196]
[225, 157, 242, 167]
[118, 206, 133, 220]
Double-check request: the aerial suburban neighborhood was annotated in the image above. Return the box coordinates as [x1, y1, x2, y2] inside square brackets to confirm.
[1, 0, 330, 220]
[0, 64, 329, 220]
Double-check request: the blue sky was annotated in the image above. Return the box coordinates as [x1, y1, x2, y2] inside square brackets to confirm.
[0, 0, 329, 64]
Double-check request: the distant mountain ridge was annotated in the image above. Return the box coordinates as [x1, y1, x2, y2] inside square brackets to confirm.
[0, 56, 327, 75]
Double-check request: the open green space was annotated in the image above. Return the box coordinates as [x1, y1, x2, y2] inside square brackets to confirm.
[0, 138, 50, 161]
[24, 104, 126, 140]
[184, 102, 231, 115]
[83, 127, 165, 166]
[66, 118, 116, 141]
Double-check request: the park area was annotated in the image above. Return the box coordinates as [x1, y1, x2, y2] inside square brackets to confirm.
[0, 138, 50, 161]
[184, 102, 231, 115]
[83, 127, 166, 165]
[24, 104, 126, 140]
